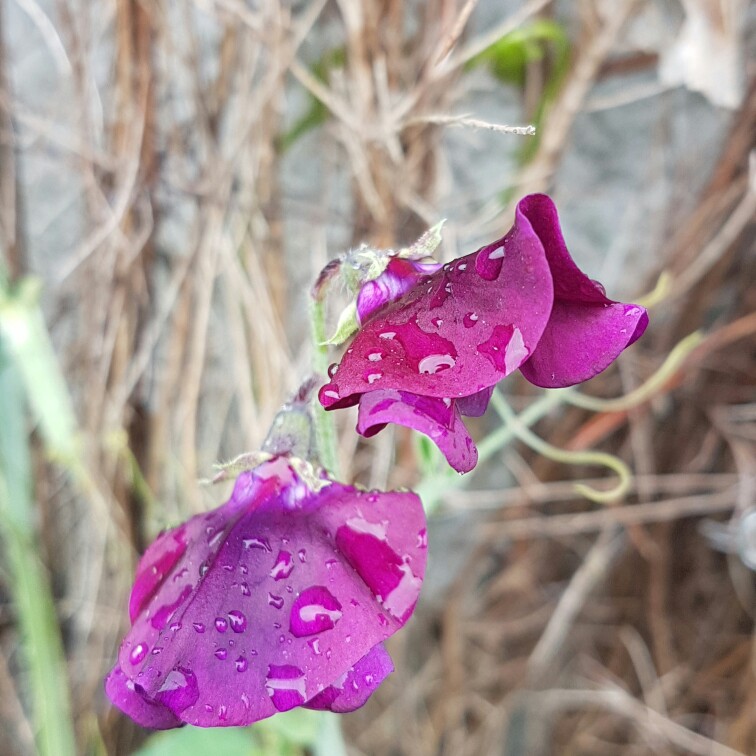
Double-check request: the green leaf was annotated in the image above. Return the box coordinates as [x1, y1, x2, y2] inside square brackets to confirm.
[0, 338, 78, 756]
[398, 220, 446, 261]
[0, 278, 80, 465]
[323, 301, 359, 346]
[254, 707, 321, 746]
[136, 726, 263, 756]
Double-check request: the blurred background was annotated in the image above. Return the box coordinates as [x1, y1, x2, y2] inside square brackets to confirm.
[0, 0, 754, 754]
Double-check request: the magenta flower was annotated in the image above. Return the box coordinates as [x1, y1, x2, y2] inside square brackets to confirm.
[105, 456, 427, 728]
[319, 194, 648, 473]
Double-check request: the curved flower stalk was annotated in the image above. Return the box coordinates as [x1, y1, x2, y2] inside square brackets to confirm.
[106, 448, 426, 729]
[318, 194, 649, 473]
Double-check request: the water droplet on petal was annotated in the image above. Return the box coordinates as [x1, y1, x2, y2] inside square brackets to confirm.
[151, 585, 193, 630]
[228, 610, 247, 633]
[215, 648, 228, 660]
[477, 325, 528, 373]
[458, 263, 467, 271]
[235, 656, 248, 672]
[383, 562, 424, 621]
[417, 528, 428, 548]
[193, 622, 205, 634]
[367, 372, 382, 384]
[463, 312, 479, 328]
[240, 582, 251, 596]
[367, 352, 382, 362]
[270, 551, 295, 580]
[215, 617, 228, 633]
[308, 638, 322, 655]
[243, 536, 271, 552]
[268, 593, 285, 609]
[290, 586, 343, 637]
[297, 549, 307, 562]
[265, 665, 306, 712]
[379, 331, 396, 340]
[327, 363, 339, 378]
[345, 515, 389, 539]
[129, 643, 148, 665]
[418, 353, 456, 374]
[154, 667, 199, 713]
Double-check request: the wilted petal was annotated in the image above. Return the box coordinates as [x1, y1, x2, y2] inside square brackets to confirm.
[304, 644, 393, 713]
[357, 389, 477, 474]
[108, 458, 427, 728]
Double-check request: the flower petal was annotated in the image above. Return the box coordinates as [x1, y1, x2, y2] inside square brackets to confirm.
[108, 458, 426, 728]
[104, 666, 182, 730]
[357, 389, 477, 473]
[356, 258, 442, 323]
[516, 194, 649, 387]
[517, 194, 613, 306]
[304, 644, 393, 713]
[456, 386, 494, 417]
[319, 208, 553, 407]
[519, 302, 649, 387]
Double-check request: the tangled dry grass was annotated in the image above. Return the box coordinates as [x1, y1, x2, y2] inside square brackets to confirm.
[0, 1, 753, 754]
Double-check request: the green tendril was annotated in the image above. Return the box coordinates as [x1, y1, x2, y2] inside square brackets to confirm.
[635, 271, 672, 309]
[561, 331, 703, 414]
[491, 390, 631, 504]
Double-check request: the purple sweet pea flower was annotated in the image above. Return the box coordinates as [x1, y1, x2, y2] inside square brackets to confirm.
[319, 194, 648, 473]
[106, 456, 426, 728]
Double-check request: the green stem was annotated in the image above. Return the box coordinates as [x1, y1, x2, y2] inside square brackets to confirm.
[416, 390, 564, 512]
[308, 297, 348, 753]
[309, 297, 340, 477]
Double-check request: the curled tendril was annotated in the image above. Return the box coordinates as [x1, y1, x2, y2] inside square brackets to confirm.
[635, 271, 672, 310]
[560, 331, 703, 414]
[491, 391, 631, 504]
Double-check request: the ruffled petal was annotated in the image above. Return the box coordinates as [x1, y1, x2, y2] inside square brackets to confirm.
[517, 194, 612, 306]
[104, 666, 182, 730]
[519, 301, 649, 387]
[516, 194, 649, 387]
[304, 644, 393, 713]
[319, 207, 553, 407]
[357, 389, 477, 473]
[108, 459, 426, 728]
